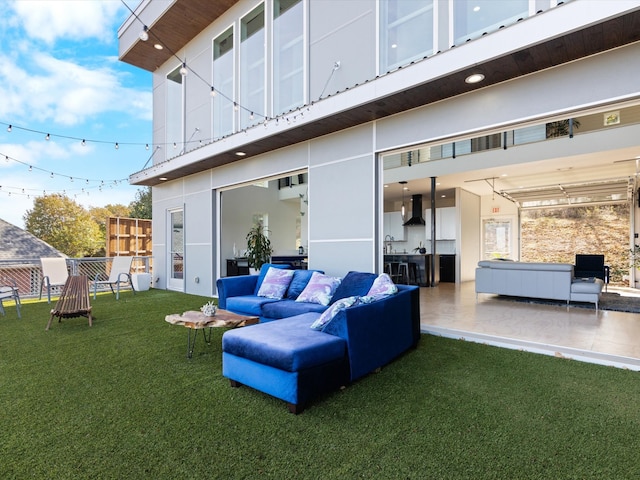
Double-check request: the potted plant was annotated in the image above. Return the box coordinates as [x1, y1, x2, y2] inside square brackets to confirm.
[246, 222, 273, 273]
[413, 241, 427, 254]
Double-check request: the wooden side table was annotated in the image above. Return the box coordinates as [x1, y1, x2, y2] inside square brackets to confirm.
[165, 309, 258, 358]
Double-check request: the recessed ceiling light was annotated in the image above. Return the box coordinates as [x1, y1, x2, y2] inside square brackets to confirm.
[235, 151, 246, 156]
[473, 6, 481, 12]
[465, 73, 485, 84]
[391, 43, 397, 49]
[159, 177, 168, 181]
[154, 44, 163, 50]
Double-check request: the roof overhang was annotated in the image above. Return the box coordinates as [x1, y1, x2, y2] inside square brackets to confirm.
[119, 0, 238, 72]
[125, 4, 640, 187]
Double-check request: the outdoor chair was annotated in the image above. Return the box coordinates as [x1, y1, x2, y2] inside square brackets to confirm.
[92, 256, 136, 300]
[0, 276, 21, 319]
[40, 257, 70, 304]
[575, 254, 610, 292]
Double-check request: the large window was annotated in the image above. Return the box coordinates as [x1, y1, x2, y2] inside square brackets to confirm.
[166, 65, 183, 159]
[453, 0, 528, 45]
[273, 0, 304, 115]
[482, 218, 512, 260]
[380, 0, 434, 73]
[240, 5, 265, 130]
[213, 27, 234, 138]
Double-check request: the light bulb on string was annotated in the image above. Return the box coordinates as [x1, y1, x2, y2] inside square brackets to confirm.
[28, 166, 32, 172]
[145, 144, 149, 150]
[81, 139, 86, 146]
[45, 133, 50, 140]
[7, 125, 11, 132]
[115, 143, 119, 150]
[210, 86, 216, 97]
[139, 26, 149, 41]
[179, 63, 188, 76]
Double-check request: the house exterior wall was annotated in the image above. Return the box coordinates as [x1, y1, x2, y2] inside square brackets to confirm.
[122, 0, 640, 295]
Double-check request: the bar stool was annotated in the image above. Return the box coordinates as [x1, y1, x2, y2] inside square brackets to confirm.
[408, 262, 420, 285]
[397, 262, 409, 284]
[384, 262, 392, 275]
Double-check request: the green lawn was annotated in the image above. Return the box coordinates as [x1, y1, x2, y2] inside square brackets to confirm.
[1, 289, 639, 479]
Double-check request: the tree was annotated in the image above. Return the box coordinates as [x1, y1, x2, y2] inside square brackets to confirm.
[24, 194, 103, 257]
[129, 187, 152, 219]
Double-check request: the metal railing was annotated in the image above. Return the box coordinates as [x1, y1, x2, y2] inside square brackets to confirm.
[0, 257, 152, 299]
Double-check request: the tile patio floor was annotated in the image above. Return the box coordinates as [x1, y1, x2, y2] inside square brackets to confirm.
[420, 282, 640, 371]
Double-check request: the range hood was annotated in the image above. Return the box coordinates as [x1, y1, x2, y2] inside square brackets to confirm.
[403, 194, 426, 226]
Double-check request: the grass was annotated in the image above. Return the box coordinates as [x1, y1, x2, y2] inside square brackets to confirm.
[1, 289, 639, 479]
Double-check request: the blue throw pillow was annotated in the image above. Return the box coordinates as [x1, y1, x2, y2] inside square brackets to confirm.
[329, 271, 377, 304]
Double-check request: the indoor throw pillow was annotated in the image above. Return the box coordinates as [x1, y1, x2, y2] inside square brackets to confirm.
[256, 267, 295, 299]
[295, 271, 341, 306]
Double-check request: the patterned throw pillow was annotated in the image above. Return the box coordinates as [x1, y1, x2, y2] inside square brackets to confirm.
[256, 267, 295, 299]
[367, 273, 398, 296]
[295, 271, 342, 306]
[310, 296, 357, 330]
[359, 273, 398, 303]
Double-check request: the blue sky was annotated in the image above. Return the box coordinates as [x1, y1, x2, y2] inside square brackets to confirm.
[0, 0, 151, 228]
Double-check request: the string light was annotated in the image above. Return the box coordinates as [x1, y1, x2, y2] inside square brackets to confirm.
[1, 151, 127, 188]
[7, 125, 11, 132]
[45, 133, 50, 140]
[139, 25, 149, 41]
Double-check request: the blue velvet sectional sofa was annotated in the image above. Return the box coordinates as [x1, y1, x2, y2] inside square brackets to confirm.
[217, 264, 420, 413]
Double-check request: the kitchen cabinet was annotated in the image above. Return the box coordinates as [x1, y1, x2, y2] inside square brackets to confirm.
[226, 258, 249, 276]
[425, 207, 456, 240]
[384, 254, 439, 287]
[383, 211, 406, 241]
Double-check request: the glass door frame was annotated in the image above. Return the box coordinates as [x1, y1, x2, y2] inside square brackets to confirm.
[168, 207, 184, 291]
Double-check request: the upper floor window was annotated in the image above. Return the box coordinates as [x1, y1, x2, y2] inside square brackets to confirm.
[380, 0, 434, 73]
[452, 0, 529, 45]
[166, 65, 184, 159]
[213, 27, 234, 139]
[273, 0, 304, 115]
[240, 4, 265, 130]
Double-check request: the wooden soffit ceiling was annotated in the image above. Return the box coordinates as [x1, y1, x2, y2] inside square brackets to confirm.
[121, 0, 237, 72]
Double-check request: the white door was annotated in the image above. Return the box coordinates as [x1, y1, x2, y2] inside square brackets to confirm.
[168, 209, 184, 291]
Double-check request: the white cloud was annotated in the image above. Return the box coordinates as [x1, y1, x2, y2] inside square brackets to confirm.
[11, 0, 125, 44]
[0, 51, 152, 125]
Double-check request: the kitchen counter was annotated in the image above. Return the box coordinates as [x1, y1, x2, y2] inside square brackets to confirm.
[384, 254, 439, 287]
[271, 255, 308, 269]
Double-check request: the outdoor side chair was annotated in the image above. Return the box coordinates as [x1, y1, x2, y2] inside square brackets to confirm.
[92, 256, 136, 300]
[0, 276, 21, 319]
[40, 257, 70, 304]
